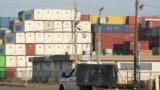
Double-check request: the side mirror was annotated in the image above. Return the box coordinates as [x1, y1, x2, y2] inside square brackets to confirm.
[61, 72, 66, 78]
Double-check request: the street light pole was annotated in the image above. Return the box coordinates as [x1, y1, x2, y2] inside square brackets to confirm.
[97, 7, 104, 64]
[133, 0, 139, 87]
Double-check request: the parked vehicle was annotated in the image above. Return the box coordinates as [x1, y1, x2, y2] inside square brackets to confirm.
[59, 63, 134, 90]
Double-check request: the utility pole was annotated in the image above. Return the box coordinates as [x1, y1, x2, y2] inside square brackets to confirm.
[74, 0, 78, 64]
[133, 0, 139, 88]
[97, 7, 104, 64]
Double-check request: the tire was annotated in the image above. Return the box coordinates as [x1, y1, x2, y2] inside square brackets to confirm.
[80, 86, 92, 90]
[59, 85, 65, 90]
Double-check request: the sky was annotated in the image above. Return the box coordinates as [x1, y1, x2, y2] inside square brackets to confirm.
[0, 0, 160, 17]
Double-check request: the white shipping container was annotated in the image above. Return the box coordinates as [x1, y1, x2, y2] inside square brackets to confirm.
[4, 33, 15, 44]
[77, 21, 91, 32]
[52, 9, 63, 20]
[34, 21, 44, 31]
[16, 68, 32, 80]
[25, 56, 34, 67]
[35, 32, 45, 43]
[73, 33, 82, 43]
[15, 44, 25, 55]
[81, 33, 92, 43]
[0, 45, 5, 55]
[44, 9, 53, 20]
[13, 21, 34, 32]
[16, 56, 26, 67]
[63, 21, 72, 32]
[44, 21, 54, 31]
[25, 32, 35, 43]
[6, 56, 16, 67]
[53, 33, 63, 43]
[63, 33, 73, 43]
[103, 49, 113, 55]
[44, 44, 54, 55]
[82, 43, 91, 51]
[63, 44, 73, 54]
[62, 9, 72, 20]
[5, 44, 16, 55]
[44, 33, 54, 43]
[53, 44, 64, 55]
[15, 33, 25, 43]
[71, 9, 81, 21]
[73, 44, 82, 54]
[53, 21, 62, 32]
[23, 9, 44, 20]
[35, 44, 44, 55]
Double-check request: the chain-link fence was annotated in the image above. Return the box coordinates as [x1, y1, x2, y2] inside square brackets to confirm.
[0, 68, 62, 84]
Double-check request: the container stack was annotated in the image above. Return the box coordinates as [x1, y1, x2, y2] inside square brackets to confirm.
[0, 8, 92, 80]
[0, 17, 17, 31]
[91, 15, 134, 55]
[139, 16, 160, 55]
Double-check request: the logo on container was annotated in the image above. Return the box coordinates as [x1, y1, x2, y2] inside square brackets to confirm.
[7, 36, 13, 42]
[16, 25, 22, 31]
[25, 14, 32, 20]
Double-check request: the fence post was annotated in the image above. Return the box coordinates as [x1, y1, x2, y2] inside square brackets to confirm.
[155, 74, 159, 90]
[148, 77, 153, 90]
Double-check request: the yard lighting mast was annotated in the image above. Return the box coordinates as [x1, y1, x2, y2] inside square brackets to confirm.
[134, 0, 144, 88]
[97, 7, 104, 64]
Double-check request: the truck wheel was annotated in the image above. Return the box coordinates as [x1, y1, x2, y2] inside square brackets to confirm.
[59, 85, 64, 90]
[80, 86, 92, 90]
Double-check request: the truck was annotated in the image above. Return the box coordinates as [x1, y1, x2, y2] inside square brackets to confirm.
[59, 63, 134, 90]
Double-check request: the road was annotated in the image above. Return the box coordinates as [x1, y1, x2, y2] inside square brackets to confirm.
[0, 85, 59, 90]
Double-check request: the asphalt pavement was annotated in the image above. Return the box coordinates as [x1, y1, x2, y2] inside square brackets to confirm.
[0, 84, 59, 90]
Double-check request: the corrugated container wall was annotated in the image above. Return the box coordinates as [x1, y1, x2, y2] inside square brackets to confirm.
[15, 44, 25, 55]
[152, 47, 160, 55]
[23, 9, 44, 21]
[106, 16, 126, 24]
[90, 15, 98, 24]
[6, 56, 16, 67]
[25, 43, 35, 56]
[13, 21, 34, 32]
[0, 68, 5, 78]
[6, 67, 16, 78]
[0, 56, 5, 67]
[16, 56, 26, 67]
[92, 24, 129, 33]
[81, 14, 90, 21]
[0, 17, 17, 28]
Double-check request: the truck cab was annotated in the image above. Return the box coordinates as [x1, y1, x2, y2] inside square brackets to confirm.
[59, 63, 121, 90]
[59, 68, 80, 90]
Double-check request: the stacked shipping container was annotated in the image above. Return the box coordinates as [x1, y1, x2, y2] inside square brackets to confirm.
[0, 9, 93, 79]
[91, 15, 135, 55]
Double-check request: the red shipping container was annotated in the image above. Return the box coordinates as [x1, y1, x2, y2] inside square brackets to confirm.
[25, 43, 35, 56]
[81, 14, 90, 21]
[139, 41, 149, 50]
[129, 25, 135, 33]
[94, 41, 123, 50]
[139, 50, 152, 56]
[126, 16, 160, 25]
[6, 67, 16, 78]
[146, 20, 160, 28]
[93, 33, 134, 42]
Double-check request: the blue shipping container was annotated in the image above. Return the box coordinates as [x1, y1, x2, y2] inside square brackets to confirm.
[0, 17, 17, 28]
[0, 17, 9, 28]
[91, 24, 129, 33]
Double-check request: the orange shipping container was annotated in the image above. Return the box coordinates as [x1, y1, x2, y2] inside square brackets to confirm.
[25, 43, 35, 56]
[139, 50, 152, 56]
